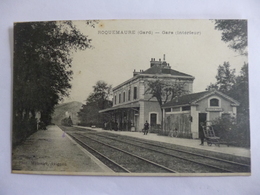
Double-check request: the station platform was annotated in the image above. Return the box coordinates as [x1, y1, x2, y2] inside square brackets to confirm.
[12, 125, 113, 174]
[78, 126, 250, 158]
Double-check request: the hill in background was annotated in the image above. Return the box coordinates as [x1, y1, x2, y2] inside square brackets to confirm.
[52, 101, 83, 125]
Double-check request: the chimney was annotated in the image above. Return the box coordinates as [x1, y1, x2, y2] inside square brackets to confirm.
[150, 57, 165, 67]
[133, 69, 140, 77]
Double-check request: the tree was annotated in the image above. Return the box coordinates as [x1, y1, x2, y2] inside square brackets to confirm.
[78, 81, 112, 127]
[13, 21, 97, 143]
[144, 78, 189, 130]
[215, 20, 248, 56]
[206, 63, 250, 147]
[206, 62, 248, 113]
[213, 20, 249, 147]
[88, 81, 112, 109]
[206, 62, 236, 94]
[228, 63, 249, 114]
[14, 21, 96, 123]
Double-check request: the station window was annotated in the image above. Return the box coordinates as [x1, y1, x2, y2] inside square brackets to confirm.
[182, 106, 191, 111]
[165, 108, 171, 112]
[133, 87, 137, 100]
[128, 89, 131, 101]
[172, 107, 180, 112]
[119, 94, 121, 103]
[114, 95, 116, 105]
[123, 92, 126, 102]
[210, 98, 219, 107]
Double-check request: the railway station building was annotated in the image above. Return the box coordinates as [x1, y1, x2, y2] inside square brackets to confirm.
[162, 90, 240, 139]
[99, 56, 195, 132]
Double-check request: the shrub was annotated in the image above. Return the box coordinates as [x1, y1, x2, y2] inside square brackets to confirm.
[211, 114, 250, 148]
[12, 117, 38, 146]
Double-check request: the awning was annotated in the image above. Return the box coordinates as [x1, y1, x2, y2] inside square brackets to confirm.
[99, 103, 140, 113]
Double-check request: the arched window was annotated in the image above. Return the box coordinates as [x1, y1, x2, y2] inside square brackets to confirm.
[210, 98, 219, 107]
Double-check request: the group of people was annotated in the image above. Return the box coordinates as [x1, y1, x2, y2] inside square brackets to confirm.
[107, 120, 206, 145]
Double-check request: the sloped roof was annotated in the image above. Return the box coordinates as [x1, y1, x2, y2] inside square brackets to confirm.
[162, 90, 239, 108]
[142, 65, 193, 78]
[113, 65, 194, 90]
[99, 102, 140, 113]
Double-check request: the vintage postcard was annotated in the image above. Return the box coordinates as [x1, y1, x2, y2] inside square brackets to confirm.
[12, 19, 250, 176]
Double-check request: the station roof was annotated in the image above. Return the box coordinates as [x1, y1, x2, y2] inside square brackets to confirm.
[113, 65, 194, 91]
[99, 102, 140, 113]
[142, 65, 193, 78]
[162, 90, 240, 108]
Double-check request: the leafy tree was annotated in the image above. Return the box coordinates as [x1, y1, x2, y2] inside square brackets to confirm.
[209, 20, 249, 147]
[205, 83, 218, 91]
[88, 81, 112, 109]
[13, 21, 97, 143]
[206, 62, 248, 114]
[14, 21, 95, 123]
[229, 63, 249, 115]
[78, 81, 112, 127]
[206, 63, 250, 147]
[215, 20, 248, 56]
[144, 79, 189, 130]
[206, 62, 236, 93]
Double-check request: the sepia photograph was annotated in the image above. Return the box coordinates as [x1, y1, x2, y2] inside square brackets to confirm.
[12, 19, 250, 176]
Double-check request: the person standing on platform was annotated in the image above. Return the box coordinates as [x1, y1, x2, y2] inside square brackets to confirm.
[144, 121, 149, 135]
[199, 122, 205, 145]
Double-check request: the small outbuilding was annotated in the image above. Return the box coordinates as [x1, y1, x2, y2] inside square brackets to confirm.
[162, 90, 239, 139]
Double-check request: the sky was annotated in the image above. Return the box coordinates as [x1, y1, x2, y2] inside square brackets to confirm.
[63, 20, 247, 103]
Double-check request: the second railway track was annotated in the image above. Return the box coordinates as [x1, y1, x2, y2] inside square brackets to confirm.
[88, 132, 250, 173]
[67, 132, 178, 173]
[61, 126, 250, 174]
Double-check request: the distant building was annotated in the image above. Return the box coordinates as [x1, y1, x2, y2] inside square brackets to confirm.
[99, 56, 194, 131]
[162, 90, 240, 138]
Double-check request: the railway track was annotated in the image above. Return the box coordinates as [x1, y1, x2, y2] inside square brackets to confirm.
[67, 132, 178, 173]
[67, 133, 130, 173]
[61, 126, 250, 173]
[89, 132, 250, 173]
[72, 133, 227, 173]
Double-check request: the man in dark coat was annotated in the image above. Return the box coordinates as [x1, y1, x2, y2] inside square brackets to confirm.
[144, 121, 149, 135]
[199, 122, 205, 145]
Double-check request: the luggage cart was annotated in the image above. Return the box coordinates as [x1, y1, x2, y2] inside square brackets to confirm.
[203, 125, 221, 146]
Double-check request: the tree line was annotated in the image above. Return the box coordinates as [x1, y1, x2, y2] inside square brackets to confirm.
[13, 21, 97, 144]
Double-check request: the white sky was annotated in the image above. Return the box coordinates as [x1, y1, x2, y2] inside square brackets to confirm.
[63, 20, 247, 103]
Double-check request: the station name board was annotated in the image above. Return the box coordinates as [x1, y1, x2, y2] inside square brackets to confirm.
[206, 108, 223, 112]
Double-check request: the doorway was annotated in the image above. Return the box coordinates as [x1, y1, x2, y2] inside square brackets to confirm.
[198, 113, 207, 136]
[150, 113, 157, 128]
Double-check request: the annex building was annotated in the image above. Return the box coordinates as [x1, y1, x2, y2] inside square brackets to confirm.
[99, 56, 194, 132]
[162, 90, 240, 139]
